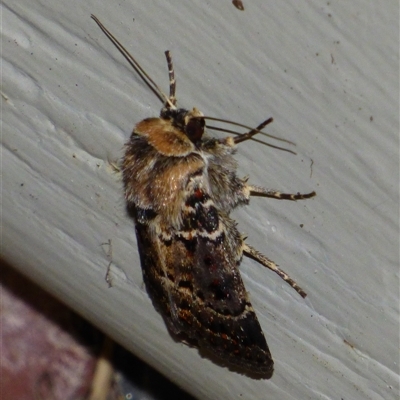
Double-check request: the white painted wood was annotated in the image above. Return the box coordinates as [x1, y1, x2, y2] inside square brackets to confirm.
[2, 1, 398, 398]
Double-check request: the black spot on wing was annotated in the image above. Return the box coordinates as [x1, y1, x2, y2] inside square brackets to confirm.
[183, 189, 220, 233]
[191, 237, 246, 316]
[198, 205, 219, 232]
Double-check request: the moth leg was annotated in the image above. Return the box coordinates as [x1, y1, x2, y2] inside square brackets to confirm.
[248, 185, 316, 201]
[242, 243, 307, 298]
[107, 159, 121, 174]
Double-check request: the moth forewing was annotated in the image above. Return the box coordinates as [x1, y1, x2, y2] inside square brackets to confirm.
[92, 15, 316, 377]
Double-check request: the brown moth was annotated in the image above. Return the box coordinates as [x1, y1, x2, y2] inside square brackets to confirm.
[91, 15, 315, 377]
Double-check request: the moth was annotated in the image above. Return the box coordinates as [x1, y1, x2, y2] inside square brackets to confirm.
[91, 15, 316, 377]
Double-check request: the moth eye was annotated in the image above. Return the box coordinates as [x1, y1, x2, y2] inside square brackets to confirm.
[185, 117, 205, 144]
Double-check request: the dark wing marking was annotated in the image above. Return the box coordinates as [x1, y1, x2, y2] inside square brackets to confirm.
[134, 183, 273, 375]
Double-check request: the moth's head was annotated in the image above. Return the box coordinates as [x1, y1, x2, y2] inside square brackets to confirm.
[161, 107, 205, 145]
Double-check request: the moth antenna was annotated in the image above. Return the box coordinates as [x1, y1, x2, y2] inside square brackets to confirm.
[233, 118, 298, 154]
[200, 116, 297, 154]
[202, 116, 293, 144]
[212, 127, 296, 154]
[164, 51, 177, 106]
[91, 15, 175, 109]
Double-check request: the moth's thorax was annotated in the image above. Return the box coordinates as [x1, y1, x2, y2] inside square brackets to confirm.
[122, 106, 250, 227]
[123, 109, 212, 229]
[132, 107, 205, 157]
[134, 119, 187, 157]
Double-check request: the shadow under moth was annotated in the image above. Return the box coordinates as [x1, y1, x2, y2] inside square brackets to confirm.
[91, 15, 316, 378]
